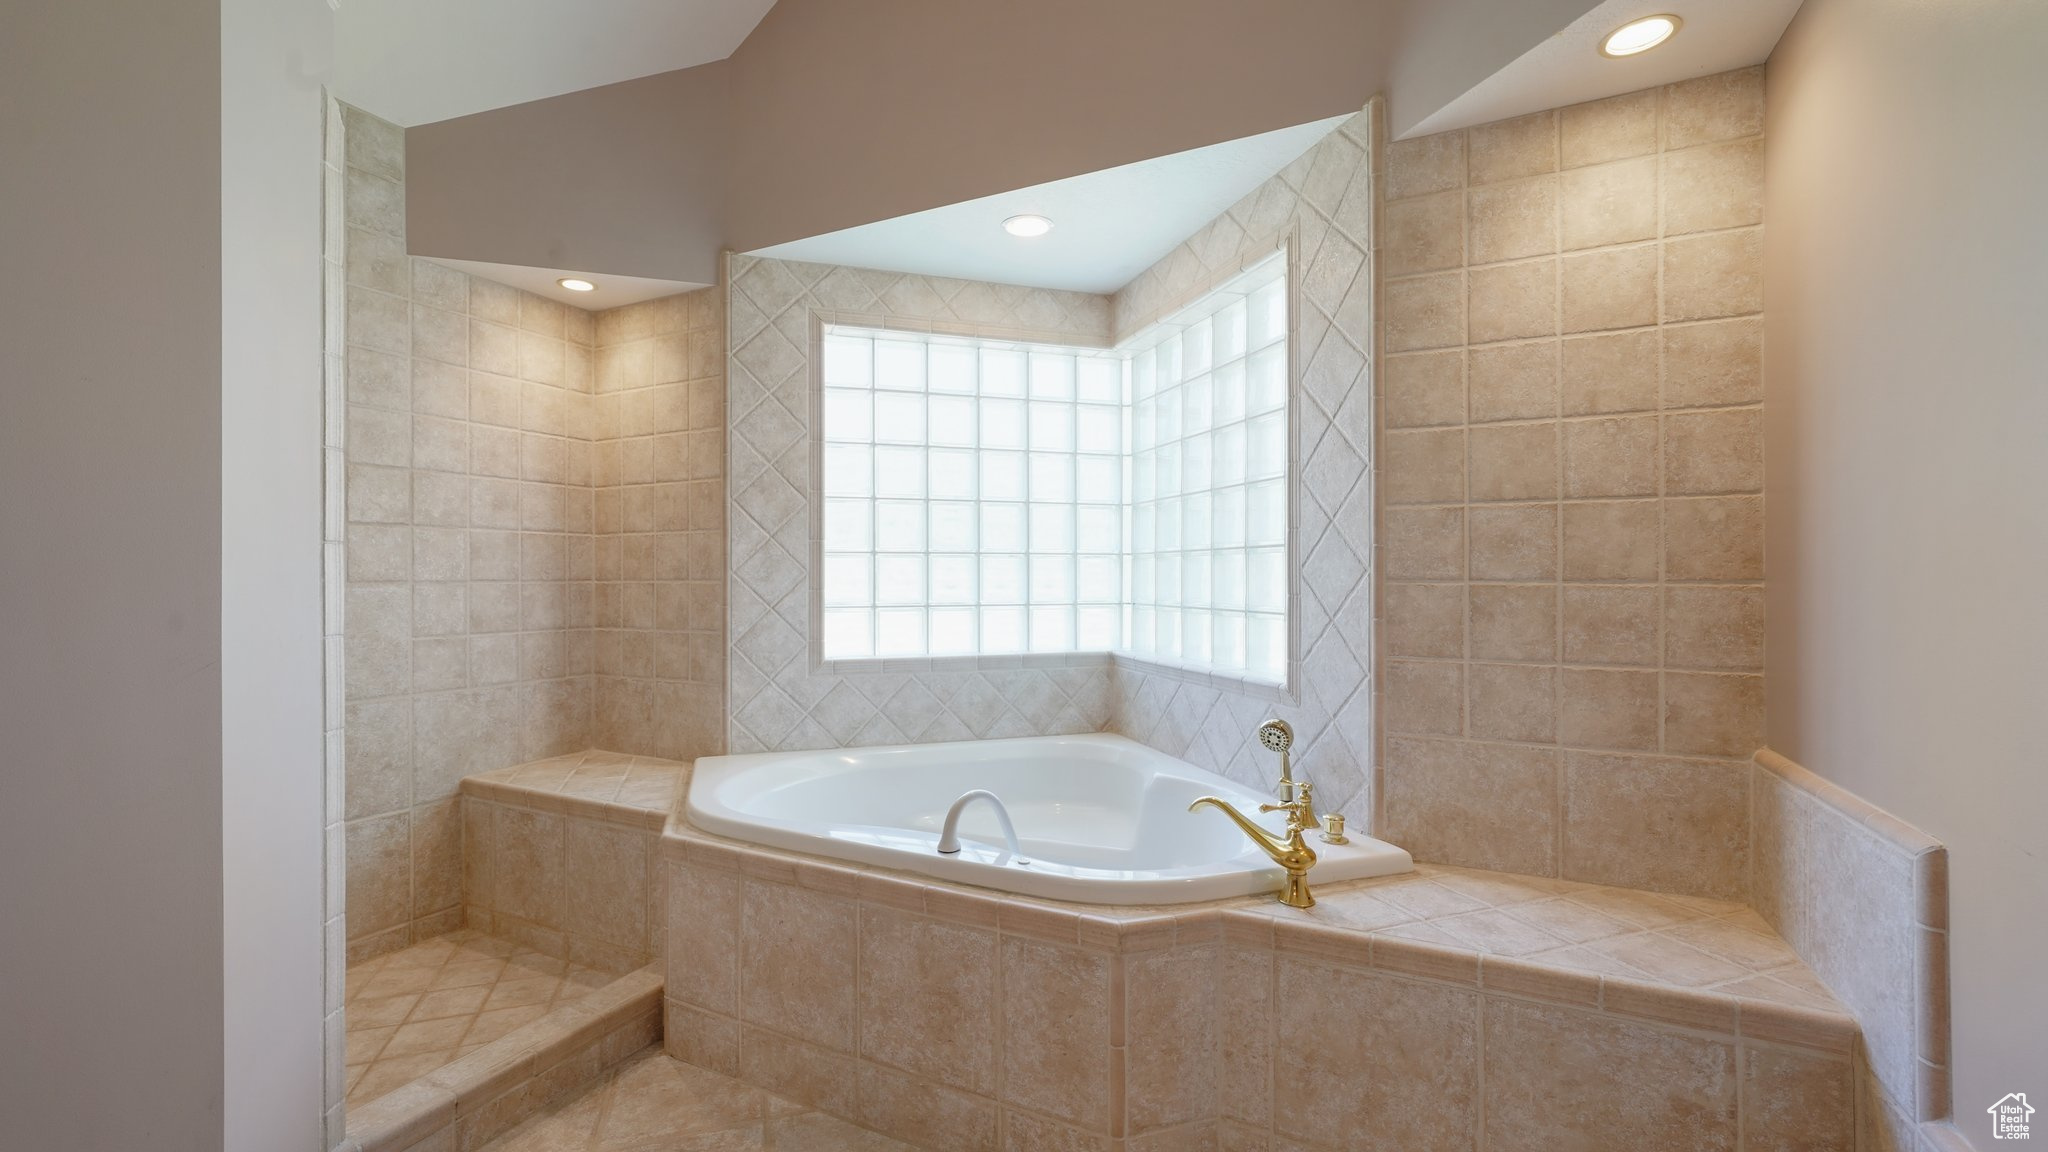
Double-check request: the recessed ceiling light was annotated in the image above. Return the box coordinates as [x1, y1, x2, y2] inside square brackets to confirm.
[1002, 214, 1054, 238]
[1600, 14, 1680, 57]
[557, 277, 596, 292]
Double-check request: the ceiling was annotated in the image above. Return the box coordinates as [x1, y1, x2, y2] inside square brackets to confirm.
[428, 257, 708, 309]
[335, 0, 1803, 296]
[331, 0, 775, 126]
[1404, 0, 1804, 137]
[746, 115, 1353, 295]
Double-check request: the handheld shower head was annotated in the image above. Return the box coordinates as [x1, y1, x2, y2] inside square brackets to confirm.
[1256, 718, 1293, 754]
[1257, 718, 1296, 792]
[1255, 717, 1319, 825]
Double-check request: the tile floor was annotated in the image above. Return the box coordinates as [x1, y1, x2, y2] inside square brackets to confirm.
[1249, 862, 1843, 1012]
[477, 1046, 916, 1151]
[344, 930, 614, 1106]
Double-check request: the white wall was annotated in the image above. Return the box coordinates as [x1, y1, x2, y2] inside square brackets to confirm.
[0, 0, 333, 1146]
[405, 63, 730, 286]
[1764, 0, 2048, 1142]
[221, 0, 335, 1147]
[0, 1, 227, 1146]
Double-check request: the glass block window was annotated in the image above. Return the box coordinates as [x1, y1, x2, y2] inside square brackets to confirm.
[819, 329, 1125, 659]
[817, 249, 1288, 682]
[1124, 252, 1289, 684]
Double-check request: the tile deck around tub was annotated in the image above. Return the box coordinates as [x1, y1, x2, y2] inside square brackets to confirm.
[344, 930, 615, 1107]
[1238, 862, 1845, 1014]
[668, 818, 1857, 1050]
[476, 1046, 918, 1152]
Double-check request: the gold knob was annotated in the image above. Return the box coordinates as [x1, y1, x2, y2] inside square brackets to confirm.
[1319, 812, 1349, 845]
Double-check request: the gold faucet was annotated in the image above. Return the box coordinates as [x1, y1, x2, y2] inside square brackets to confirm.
[1190, 783, 1319, 909]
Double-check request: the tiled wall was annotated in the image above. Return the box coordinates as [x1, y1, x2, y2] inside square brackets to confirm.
[590, 289, 728, 760]
[1752, 749, 1951, 1148]
[340, 104, 600, 960]
[1374, 70, 1767, 899]
[1109, 109, 1377, 823]
[723, 256, 1115, 753]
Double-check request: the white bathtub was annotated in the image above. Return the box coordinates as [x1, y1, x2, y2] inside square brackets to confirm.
[685, 733, 1412, 905]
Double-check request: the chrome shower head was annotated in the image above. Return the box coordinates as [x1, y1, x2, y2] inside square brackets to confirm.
[1257, 718, 1293, 754]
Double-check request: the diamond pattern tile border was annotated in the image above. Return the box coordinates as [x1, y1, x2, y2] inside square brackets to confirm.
[726, 259, 1117, 758]
[1110, 110, 1375, 820]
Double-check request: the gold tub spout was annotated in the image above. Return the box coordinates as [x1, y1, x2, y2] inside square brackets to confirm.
[1189, 786, 1319, 909]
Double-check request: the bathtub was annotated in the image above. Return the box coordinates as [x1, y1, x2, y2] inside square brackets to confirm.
[685, 733, 1412, 904]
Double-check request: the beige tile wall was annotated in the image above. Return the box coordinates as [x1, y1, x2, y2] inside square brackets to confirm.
[591, 289, 728, 760]
[340, 104, 601, 960]
[1109, 109, 1377, 822]
[1375, 70, 1768, 899]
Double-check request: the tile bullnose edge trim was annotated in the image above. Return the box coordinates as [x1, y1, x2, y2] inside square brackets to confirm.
[1754, 747, 1941, 857]
[1735, 998, 1859, 1056]
[345, 1081, 456, 1152]
[1751, 746, 1953, 1130]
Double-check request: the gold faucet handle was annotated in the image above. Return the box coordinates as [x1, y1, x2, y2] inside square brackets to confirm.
[1282, 779, 1320, 827]
[1258, 783, 1315, 833]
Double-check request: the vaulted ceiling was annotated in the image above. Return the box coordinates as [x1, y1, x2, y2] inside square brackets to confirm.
[333, 0, 1806, 302]
[332, 0, 776, 127]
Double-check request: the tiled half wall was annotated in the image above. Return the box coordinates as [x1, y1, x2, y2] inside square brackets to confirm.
[1753, 748, 1954, 1149]
[1374, 69, 1769, 900]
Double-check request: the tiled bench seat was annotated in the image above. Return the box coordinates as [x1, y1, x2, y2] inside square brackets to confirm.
[332, 753, 691, 1152]
[462, 750, 683, 829]
[459, 751, 687, 973]
[661, 819, 1862, 1152]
